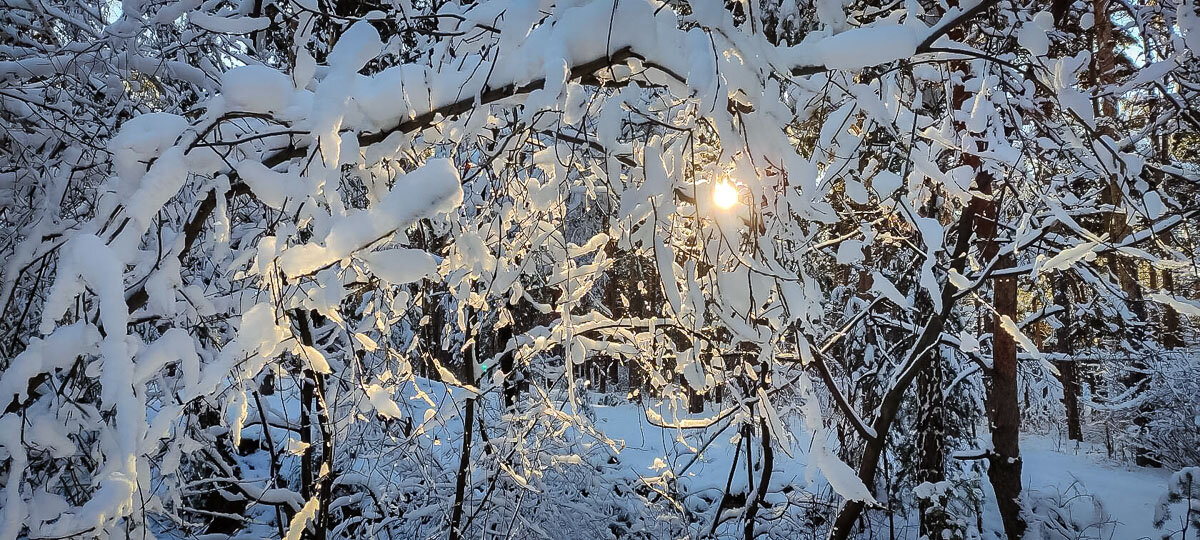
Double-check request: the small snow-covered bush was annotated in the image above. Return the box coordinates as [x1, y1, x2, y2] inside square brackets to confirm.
[1025, 480, 1116, 540]
[1155, 467, 1200, 540]
[914, 481, 969, 540]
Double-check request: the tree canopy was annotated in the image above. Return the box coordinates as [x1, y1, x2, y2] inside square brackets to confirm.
[1, 0, 1198, 538]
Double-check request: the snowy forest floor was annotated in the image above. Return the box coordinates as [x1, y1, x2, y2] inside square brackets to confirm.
[591, 400, 1178, 539]
[1018, 435, 1176, 540]
[403, 380, 1184, 539]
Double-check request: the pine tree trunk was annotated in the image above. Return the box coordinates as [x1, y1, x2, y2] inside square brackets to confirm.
[1156, 134, 1182, 350]
[1052, 273, 1083, 441]
[916, 347, 946, 537]
[988, 254, 1026, 540]
[1093, 0, 1145, 323]
[1058, 360, 1083, 442]
[1093, 0, 1157, 466]
[916, 191, 948, 538]
[954, 33, 1026, 533]
[973, 176, 1026, 539]
[1162, 270, 1183, 349]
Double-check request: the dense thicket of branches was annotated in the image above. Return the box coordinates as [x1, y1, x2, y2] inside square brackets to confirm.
[1, 0, 1198, 539]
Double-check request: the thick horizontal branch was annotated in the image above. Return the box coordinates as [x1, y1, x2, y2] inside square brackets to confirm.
[357, 45, 643, 149]
[790, 0, 1001, 77]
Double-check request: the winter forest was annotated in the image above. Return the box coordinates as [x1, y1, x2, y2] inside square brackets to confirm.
[3, 0, 1200, 538]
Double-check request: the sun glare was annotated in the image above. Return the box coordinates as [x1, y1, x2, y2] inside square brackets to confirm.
[713, 181, 739, 210]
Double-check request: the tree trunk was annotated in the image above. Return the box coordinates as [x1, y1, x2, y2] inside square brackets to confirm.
[1162, 270, 1183, 349]
[314, 371, 333, 540]
[951, 4, 1026, 528]
[916, 348, 946, 537]
[1052, 272, 1083, 441]
[1092, 0, 1145, 324]
[1093, 0, 1157, 466]
[1156, 131, 1182, 350]
[973, 160, 1025, 537]
[1059, 361, 1083, 442]
[987, 254, 1026, 540]
[916, 192, 947, 538]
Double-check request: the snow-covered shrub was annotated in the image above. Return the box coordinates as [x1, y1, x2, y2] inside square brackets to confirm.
[1155, 467, 1200, 540]
[1085, 349, 1200, 468]
[1138, 352, 1200, 469]
[1025, 480, 1116, 540]
[913, 481, 970, 540]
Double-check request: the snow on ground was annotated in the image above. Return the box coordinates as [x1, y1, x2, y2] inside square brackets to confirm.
[1021, 435, 1176, 540]
[593, 399, 1181, 540]
[593, 400, 811, 497]
[391, 379, 1183, 539]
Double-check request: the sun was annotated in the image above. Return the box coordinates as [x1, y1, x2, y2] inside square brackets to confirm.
[713, 181, 739, 210]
